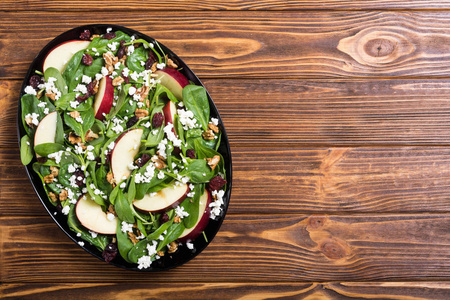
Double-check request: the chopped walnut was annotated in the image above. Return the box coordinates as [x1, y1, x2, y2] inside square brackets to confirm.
[207, 155, 220, 170]
[167, 58, 178, 69]
[46, 93, 56, 101]
[90, 34, 101, 40]
[103, 52, 115, 66]
[136, 86, 150, 103]
[112, 76, 124, 87]
[135, 108, 149, 119]
[106, 172, 116, 186]
[119, 54, 127, 65]
[68, 132, 82, 144]
[151, 155, 167, 170]
[25, 115, 34, 127]
[151, 62, 157, 73]
[108, 204, 116, 215]
[157, 251, 165, 257]
[69, 111, 80, 119]
[44, 174, 54, 183]
[92, 80, 99, 95]
[106, 64, 114, 74]
[208, 123, 219, 133]
[50, 166, 59, 177]
[174, 216, 181, 223]
[202, 130, 215, 140]
[36, 89, 44, 100]
[59, 189, 68, 201]
[85, 129, 99, 142]
[48, 192, 58, 202]
[128, 232, 139, 245]
[167, 241, 178, 254]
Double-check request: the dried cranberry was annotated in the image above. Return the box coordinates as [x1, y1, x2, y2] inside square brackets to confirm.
[81, 53, 93, 66]
[56, 204, 63, 214]
[173, 147, 181, 157]
[76, 93, 89, 103]
[87, 80, 97, 95]
[186, 149, 196, 159]
[73, 168, 85, 187]
[160, 213, 170, 224]
[123, 76, 129, 84]
[126, 116, 139, 128]
[103, 32, 116, 40]
[102, 243, 118, 263]
[105, 151, 112, 165]
[29, 75, 42, 90]
[152, 112, 164, 128]
[37, 157, 47, 163]
[145, 52, 158, 70]
[79, 29, 91, 41]
[117, 40, 126, 59]
[136, 153, 151, 167]
[208, 175, 227, 191]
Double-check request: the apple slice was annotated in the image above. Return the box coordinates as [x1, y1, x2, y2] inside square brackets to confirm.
[155, 68, 189, 100]
[133, 183, 189, 213]
[111, 128, 143, 183]
[34, 111, 57, 158]
[178, 190, 211, 242]
[43, 40, 91, 72]
[93, 76, 114, 120]
[76, 193, 117, 235]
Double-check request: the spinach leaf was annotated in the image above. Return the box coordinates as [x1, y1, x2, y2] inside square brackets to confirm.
[134, 163, 167, 200]
[20, 94, 55, 136]
[20, 135, 34, 165]
[108, 84, 130, 120]
[146, 219, 174, 241]
[183, 159, 215, 183]
[54, 92, 75, 110]
[126, 46, 148, 73]
[115, 189, 135, 224]
[194, 138, 225, 175]
[44, 67, 68, 96]
[85, 177, 106, 206]
[84, 58, 104, 77]
[34, 143, 65, 157]
[64, 112, 83, 138]
[55, 113, 65, 144]
[62, 49, 84, 90]
[181, 184, 203, 229]
[95, 165, 112, 195]
[116, 219, 134, 263]
[156, 222, 185, 251]
[182, 85, 209, 131]
[82, 107, 95, 135]
[151, 84, 178, 108]
[127, 239, 151, 264]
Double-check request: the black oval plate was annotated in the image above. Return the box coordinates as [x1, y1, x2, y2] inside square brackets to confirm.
[17, 24, 232, 271]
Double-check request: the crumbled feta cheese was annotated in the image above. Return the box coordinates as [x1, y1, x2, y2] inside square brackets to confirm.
[81, 75, 92, 84]
[137, 255, 152, 269]
[37, 101, 46, 108]
[163, 123, 182, 147]
[48, 151, 63, 164]
[86, 151, 95, 161]
[106, 27, 112, 33]
[156, 63, 165, 70]
[209, 189, 225, 219]
[24, 85, 37, 95]
[147, 240, 158, 256]
[122, 67, 130, 77]
[101, 67, 109, 76]
[89, 231, 98, 238]
[157, 171, 165, 179]
[186, 242, 194, 250]
[95, 73, 103, 81]
[43, 108, 49, 115]
[127, 45, 135, 56]
[107, 142, 115, 150]
[61, 205, 70, 215]
[77, 232, 82, 237]
[78, 241, 85, 246]
[70, 101, 79, 109]
[119, 182, 126, 189]
[107, 213, 115, 221]
[211, 118, 219, 126]
[177, 109, 198, 130]
[175, 206, 189, 219]
[121, 221, 133, 233]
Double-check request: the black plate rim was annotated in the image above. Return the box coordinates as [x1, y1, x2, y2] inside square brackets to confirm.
[17, 24, 232, 271]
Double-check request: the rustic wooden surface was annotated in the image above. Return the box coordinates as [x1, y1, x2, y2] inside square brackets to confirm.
[1, 1, 450, 299]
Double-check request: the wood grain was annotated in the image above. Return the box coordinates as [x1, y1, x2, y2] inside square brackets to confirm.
[3, 145, 450, 215]
[1, 282, 449, 299]
[8, 79, 450, 147]
[1, 214, 449, 282]
[5, 12, 450, 79]
[4, 1, 450, 11]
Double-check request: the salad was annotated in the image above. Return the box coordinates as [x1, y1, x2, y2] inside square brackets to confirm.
[19, 27, 227, 269]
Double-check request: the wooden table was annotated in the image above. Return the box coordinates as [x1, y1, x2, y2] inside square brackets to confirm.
[1, 1, 450, 299]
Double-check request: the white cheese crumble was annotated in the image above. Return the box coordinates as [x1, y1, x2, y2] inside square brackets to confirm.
[157, 171, 165, 179]
[25, 113, 40, 126]
[89, 231, 98, 238]
[24, 85, 37, 95]
[163, 123, 182, 147]
[127, 45, 135, 56]
[209, 189, 225, 219]
[101, 67, 109, 76]
[177, 109, 197, 130]
[156, 63, 165, 70]
[119, 182, 126, 189]
[48, 151, 63, 164]
[107, 213, 116, 221]
[81, 75, 92, 84]
[61, 205, 70, 215]
[137, 255, 152, 269]
[175, 206, 189, 219]
[121, 221, 133, 233]
[37, 101, 46, 108]
[186, 241, 194, 250]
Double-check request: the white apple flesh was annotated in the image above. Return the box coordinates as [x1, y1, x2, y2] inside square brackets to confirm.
[93, 76, 114, 120]
[155, 68, 189, 100]
[178, 190, 212, 242]
[110, 128, 143, 184]
[133, 183, 189, 213]
[34, 111, 57, 158]
[43, 40, 91, 72]
[75, 194, 117, 235]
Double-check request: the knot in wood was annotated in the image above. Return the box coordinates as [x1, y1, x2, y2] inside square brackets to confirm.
[320, 240, 346, 260]
[364, 38, 395, 57]
[307, 215, 328, 229]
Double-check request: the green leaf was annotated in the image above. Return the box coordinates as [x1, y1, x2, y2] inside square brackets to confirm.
[62, 49, 84, 89]
[54, 92, 76, 110]
[181, 184, 203, 229]
[55, 113, 65, 144]
[146, 219, 174, 241]
[182, 85, 210, 131]
[82, 107, 95, 135]
[116, 219, 134, 263]
[156, 222, 185, 251]
[108, 84, 130, 120]
[20, 135, 34, 165]
[83, 58, 104, 77]
[127, 239, 151, 264]
[44, 67, 68, 95]
[126, 46, 148, 73]
[64, 112, 83, 138]
[115, 189, 135, 224]
[34, 143, 65, 157]
[183, 159, 215, 183]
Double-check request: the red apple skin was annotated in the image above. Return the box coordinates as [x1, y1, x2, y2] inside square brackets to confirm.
[133, 184, 190, 214]
[93, 76, 114, 120]
[178, 190, 212, 243]
[155, 68, 189, 100]
[163, 100, 177, 136]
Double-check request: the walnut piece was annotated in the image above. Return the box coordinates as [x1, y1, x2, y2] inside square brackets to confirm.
[128, 232, 139, 245]
[68, 132, 82, 144]
[103, 52, 115, 66]
[151, 155, 167, 170]
[174, 216, 181, 223]
[69, 111, 80, 119]
[48, 192, 58, 202]
[85, 129, 99, 142]
[151, 62, 157, 73]
[136, 86, 150, 103]
[90, 34, 101, 40]
[25, 115, 34, 127]
[167, 241, 178, 254]
[208, 123, 219, 133]
[135, 109, 149, 119]
[157, 251, 165, 257]
[43, 174, 54, 184]
[167, 58, 178, 69]
[46, 93, 56, 101]
[207, 155, 220, 170]
[202, 130, 215, 140]
[112, 76, 124, 87]
[50, 166, 59, 177]
[59, 189, 68, 201]
[106, 172, 116, 186]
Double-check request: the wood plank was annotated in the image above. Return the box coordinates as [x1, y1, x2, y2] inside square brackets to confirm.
[1, 214, 449, 282]
[5, 11, 450, 79]
[8, 78, 450, 147]
[4, 1, 450, 11]
[3, 145, 450, 216]
[1, 282, 449, 299]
